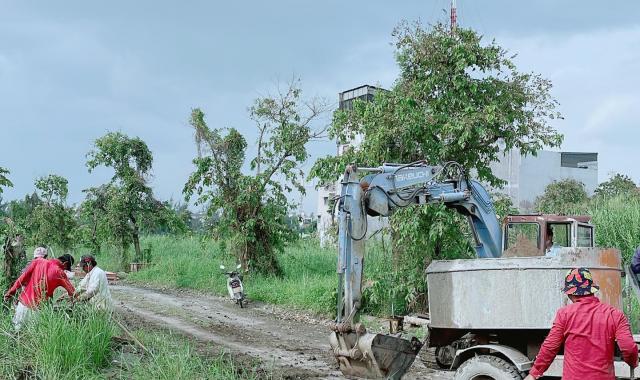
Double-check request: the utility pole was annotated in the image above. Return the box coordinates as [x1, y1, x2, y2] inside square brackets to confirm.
[451, 0, 458, 33]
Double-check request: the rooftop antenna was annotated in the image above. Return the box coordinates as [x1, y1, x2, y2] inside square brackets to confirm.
[450, 0, 458, 33]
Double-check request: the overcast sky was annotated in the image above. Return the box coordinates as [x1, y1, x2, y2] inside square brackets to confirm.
[1, 1, 639, 214]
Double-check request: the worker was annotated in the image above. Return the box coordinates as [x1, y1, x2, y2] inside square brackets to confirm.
[524, 267, 638, 380]
[544, 227, 561, 257]
[58, 254, 76, 279]
[3, 248, 75, 330]
[75, 255, 113, 312]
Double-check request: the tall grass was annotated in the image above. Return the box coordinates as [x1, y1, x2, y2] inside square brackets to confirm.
[0, 304, 115, 379]
[589, 196, 640, 262]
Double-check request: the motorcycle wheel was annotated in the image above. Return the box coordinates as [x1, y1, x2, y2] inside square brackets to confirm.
[239, 298, 244, 308]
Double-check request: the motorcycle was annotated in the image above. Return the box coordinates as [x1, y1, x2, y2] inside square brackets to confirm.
[220, 264, 246, 308]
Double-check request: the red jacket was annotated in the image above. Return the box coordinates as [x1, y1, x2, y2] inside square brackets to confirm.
[529, 295, 638, 380]
[6, 258, 75, 308]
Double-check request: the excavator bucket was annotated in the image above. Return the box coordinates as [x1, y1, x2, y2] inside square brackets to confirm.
[329, 331, 420, 379]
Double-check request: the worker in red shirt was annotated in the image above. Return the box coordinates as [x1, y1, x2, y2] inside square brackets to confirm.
[525, 267, 638, 380]
[3, 247, 75, 331]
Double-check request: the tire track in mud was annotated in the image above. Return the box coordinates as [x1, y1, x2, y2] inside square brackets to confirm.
[111, 285, 452, 379]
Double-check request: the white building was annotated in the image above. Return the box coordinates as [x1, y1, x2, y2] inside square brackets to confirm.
[489, 150, 598, 211]
[317, 85, 387, 247]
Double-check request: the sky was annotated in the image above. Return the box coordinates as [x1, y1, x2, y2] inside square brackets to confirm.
[1, 1, 639, 214]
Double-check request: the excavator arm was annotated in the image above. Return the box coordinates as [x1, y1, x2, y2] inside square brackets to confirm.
[330, 161, 503, 379]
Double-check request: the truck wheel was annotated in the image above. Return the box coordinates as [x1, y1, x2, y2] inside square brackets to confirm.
[454, 355, 523, 380]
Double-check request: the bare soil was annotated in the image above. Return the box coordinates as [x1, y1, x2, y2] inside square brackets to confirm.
[111, 285, 453, 379]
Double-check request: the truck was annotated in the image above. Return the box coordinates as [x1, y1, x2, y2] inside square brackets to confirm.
[329, 161, 638, 379]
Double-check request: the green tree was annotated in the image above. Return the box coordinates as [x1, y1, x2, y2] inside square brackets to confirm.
[184, 81, 328, 275]
[78, 185, 111, 254]
[311, 22, 563, 313]
[594, 173, 638, 198]
[86, 132, 163, 268]
[0, 167, 13, 194]
[0, 167, 22, 287]
[29, 174, 77, 250]
[534, 179, 588, 214]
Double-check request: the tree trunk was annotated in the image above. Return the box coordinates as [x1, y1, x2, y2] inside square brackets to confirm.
[130, 213, 142, 262]
[91, 214, 100, 254]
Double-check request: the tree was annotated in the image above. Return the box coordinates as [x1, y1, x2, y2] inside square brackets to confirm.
[184, 80, 328, 275]
[311, 22, 562, 186]
[311, 22, 563, 312]
[594, 173, 638, 198]
[86, 132, 162, 268]
[0, 167, 22, 287]
[534, 179, 588, 214]
[0, 167, 13, 194]
[29, 174, 77, 250]
[78, 185, 111, 254]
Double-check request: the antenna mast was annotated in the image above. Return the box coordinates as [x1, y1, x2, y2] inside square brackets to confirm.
[451, 0, 457, 33]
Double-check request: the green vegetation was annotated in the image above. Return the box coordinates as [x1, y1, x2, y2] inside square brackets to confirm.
[114, 332, 265, 380]
[0, 304, 115, 379]
[183, 81, 328, 276]
[121, 236, 338, 315]
[0, 302, 264, 379]
[109, 235, 415, 317]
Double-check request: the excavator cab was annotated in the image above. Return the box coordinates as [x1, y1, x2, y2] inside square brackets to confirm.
[502, 214, 594, 257]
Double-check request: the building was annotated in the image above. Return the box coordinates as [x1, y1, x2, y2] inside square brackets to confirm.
[489, 150, 598, 211]
[317, 85, 386, 246]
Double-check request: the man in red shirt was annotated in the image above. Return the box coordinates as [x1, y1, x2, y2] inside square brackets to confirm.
[525, 267, 638, 380]
[3, 248, 75, 331]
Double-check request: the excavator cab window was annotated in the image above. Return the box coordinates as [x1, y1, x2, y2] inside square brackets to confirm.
[505, 222, 540, 256]
[577, 224, 594, 247]
[547, 223, 571, 248]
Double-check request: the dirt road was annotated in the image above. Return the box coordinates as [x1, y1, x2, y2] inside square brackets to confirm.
[111, 285, 453, 379]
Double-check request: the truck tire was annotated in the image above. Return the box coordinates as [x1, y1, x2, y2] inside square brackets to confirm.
[454, 355, 523, 380]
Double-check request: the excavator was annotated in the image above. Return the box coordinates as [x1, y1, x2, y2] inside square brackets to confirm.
[328, 160, 631, 379]
[329, 160, 503, 378]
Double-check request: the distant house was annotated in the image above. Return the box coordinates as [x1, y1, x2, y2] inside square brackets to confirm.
[489, 150, 598, 211]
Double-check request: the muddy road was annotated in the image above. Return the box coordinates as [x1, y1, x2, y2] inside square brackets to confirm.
[111, 285, 452, 379]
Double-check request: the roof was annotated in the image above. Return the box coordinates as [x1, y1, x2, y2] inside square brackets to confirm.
[504, 214, 592, 224]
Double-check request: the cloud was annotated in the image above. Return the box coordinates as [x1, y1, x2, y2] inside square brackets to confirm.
[496, 26, 640, 182]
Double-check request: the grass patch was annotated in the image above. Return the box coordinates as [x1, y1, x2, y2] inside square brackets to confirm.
[0, 303, 115, 379]
[115, 236, 398, 317]
[0, 302, 267, 379]
[111, 330, 266, 380]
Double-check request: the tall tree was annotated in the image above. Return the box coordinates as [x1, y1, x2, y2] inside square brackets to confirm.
[311, 22, 563, 312]
[184, 80, 328, 275]
[86, 132, 161, 268]
[29, 174, 77, 250]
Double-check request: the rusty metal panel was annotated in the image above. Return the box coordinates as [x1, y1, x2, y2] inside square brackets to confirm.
[426, 248, 622, 330]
